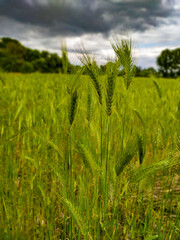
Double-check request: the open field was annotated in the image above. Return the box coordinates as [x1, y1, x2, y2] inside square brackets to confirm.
[0, 73, 179, 239]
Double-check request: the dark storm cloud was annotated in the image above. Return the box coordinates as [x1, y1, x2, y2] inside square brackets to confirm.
[0, 0, 177, 37]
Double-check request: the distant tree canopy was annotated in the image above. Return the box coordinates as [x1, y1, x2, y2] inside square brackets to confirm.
[0, 37, 179, 78]
[157, 48, 180, 78]
[135, 66, 159, 77]
[0, 37, 78, 73]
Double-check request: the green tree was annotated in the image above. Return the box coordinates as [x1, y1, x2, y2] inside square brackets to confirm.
[0, 56, 22, 72]
[20, 62, 34, 73]
[171, 48, 180, 77]
[46, 53, 62, 73]
[157, 48, 180, 78]
[41, 50, 50, 59]
[32, 58, 48, 73]
[0, 37, 20, 49]
[5, 41, 26, 60]
[25, 49, 41, 62]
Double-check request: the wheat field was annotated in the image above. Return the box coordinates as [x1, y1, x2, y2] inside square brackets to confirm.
[0, 69, 179, 240]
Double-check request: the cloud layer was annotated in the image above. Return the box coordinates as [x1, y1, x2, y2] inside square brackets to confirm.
[0, 0, 179, 68]
[0, 0, 177, 36]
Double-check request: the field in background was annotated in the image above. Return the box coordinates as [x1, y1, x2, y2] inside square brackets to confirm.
[0, 73, 179, 239]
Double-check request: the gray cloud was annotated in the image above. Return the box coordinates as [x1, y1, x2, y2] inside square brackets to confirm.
[0, 0, 177, 37]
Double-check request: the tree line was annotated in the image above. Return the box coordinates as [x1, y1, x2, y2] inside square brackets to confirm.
[0, 37, 179, 77]
[0, 37, 78, 74]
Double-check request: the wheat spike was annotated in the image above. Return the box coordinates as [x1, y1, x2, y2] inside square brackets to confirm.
[61, 196, 92, 239]
[79, 52, 102, 105]
[68, 89, 78, 126]
[112, 38, 136, 90]
[77, 143, 99, 177]
[115, 137, 138, 176]
[131, 152, 180, 183]
[106, 62, 117, 116]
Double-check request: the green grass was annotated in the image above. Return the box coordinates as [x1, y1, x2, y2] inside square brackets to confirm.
[0, 73, 179, 239]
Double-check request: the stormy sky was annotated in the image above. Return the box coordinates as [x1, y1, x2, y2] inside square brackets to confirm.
[0, 0, 180, 68]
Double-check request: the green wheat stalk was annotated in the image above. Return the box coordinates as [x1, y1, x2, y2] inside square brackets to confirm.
[112, 38, 136, 90]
